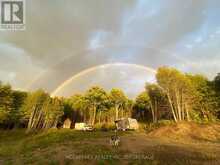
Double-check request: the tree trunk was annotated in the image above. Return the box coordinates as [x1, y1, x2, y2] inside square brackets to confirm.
[149, 100, 155, 123]
[155, 100, 158, 123]
[122, 109, 124, 118]
[185, 104, 190, 121]
[27, 105, 36, 130]
[83, 113, 86, 123]
[176, 91, 182, 121]
[180, 91, 184, 120]
[167, 93, 177, 122]
[115, 105, 119, 120]
[92, 106, 97, 125]
[98, 111, 102, 124]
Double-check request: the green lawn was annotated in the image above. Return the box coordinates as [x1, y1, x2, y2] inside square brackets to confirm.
[0, 128, 220, 165]
[0, 129, 130, 165]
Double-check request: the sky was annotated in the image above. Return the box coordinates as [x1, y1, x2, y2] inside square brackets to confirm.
[0, 0, 220, 98]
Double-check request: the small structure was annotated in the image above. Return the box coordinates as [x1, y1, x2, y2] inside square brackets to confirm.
[115, 118, 139, 131]
[63, 118, 72, 129]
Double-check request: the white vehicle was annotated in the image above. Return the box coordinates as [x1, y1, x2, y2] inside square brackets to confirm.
[75, 123, 93, 131]
[83, 125, 93, 131]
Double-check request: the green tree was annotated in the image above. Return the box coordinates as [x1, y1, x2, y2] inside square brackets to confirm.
[134, 92, 151, 122]
[124, 99, 133, 118]
[156, 67, 194, 122]
[84, 86, 108, 125]
[20, 90, 47, 123]
[21, 90, 50, 131]
[0, 84, 13, 126]
[213, 73, 220, 119]
[214, 73, 220, 91]
[70, 94, 89, 123]
[10, 90, 27, 127]
[22, 90, 64, 131]
[109, 88, 128, 120]
[42, 97, 64, 129]
[146, 84, 166, 123]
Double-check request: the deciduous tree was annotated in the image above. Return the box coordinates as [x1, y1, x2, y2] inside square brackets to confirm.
[109, 88, 128, 120]
[85, 86, 108, 125]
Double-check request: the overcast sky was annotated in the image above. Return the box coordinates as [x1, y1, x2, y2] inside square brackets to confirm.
[0, 0, 220, 98]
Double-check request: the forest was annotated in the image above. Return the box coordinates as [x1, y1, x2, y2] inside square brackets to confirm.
[0, 66, 220, 132]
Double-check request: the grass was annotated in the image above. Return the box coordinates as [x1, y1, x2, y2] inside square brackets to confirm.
[0, 129, 130, 165]
[0, 123, 220, 165]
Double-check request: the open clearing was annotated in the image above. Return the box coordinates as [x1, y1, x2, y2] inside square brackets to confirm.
[0, 122, 220, 165]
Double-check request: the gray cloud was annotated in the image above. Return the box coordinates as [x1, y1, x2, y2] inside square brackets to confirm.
[0, 0, 219, 96]
[0, 0, 134, 65]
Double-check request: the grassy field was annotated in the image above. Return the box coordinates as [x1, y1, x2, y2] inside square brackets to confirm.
[0, 123, 220, 165]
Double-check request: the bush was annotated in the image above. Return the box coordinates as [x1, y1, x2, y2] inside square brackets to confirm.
[94, 123, 102, 130]
[94, 123, 116, 131]
[104, 123, 116, 130]
[157, 120, 174, 126]
[143, 120, 174, 132]
[190, 110, 217, 123]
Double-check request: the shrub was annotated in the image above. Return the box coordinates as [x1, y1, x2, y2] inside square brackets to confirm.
[94, 123, 102, 130]
[157, 120, 174, 126]
[104, 123, 116, 130]
[94, 123, 116, 131]
[144, 120, 174, 132]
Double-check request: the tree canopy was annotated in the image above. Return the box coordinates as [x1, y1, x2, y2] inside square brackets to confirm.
[0, 66, 220, 130]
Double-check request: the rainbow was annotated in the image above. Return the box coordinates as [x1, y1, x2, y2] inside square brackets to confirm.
[51, 63, 156, 97]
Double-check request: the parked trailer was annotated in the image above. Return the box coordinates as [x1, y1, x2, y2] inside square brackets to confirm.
[115, 118, 139, 131]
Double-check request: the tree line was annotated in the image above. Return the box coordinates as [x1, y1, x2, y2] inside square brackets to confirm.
[0, 67, 219, 131]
